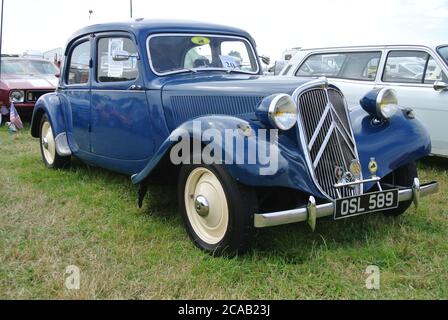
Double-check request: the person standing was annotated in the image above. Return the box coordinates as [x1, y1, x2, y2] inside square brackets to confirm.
[0, 100, 10, 126]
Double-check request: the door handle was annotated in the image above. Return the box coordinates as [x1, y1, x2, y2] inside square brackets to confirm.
[128, 85, 143, 91]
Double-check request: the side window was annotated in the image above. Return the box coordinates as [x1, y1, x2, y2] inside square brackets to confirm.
[67, 41, 90, 85]
[220, 41, 254, 72]
[296, 52, 381, 81]
[97, 37, 139, 82]
[424, 56, 447, 84]
[296, 53, 345, 77]
[383, 51, 428, 83]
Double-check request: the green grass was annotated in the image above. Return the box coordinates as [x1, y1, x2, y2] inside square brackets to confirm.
[0, 124, 447, 299]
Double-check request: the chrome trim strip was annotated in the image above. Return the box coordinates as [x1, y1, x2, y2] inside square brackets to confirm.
[146, 33, 260, 76]
[330, 103, 353, 141]
[307, 103, 330, 150]
[333, 176, 380, 188]
[254, 180, 439, 228]
[312, 122, 335, 168]
[334, 125, 356, 156]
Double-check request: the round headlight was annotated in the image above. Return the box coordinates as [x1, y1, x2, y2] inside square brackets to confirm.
[10, 90, 25, 103]
[268, 94, 298, 130]
[376, 88, 398, 120]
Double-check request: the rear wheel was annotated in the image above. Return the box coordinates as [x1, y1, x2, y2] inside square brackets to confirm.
[39, 114, 70, 169]
[382, 161, 417, 217]
[178, 163, 258, 255]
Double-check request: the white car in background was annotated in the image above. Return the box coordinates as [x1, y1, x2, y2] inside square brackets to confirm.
[281, 44, 448, 157]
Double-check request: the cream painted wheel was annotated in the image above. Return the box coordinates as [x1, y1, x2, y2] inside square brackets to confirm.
[41, 120, 56, 165]
[39, 114, 70, 169]
[184, 167, 229, 245]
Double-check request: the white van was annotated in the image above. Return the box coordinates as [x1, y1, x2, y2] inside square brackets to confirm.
[281, 44, 448, 157]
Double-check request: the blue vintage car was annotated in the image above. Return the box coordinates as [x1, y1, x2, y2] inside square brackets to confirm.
[31, 20, 438, 254]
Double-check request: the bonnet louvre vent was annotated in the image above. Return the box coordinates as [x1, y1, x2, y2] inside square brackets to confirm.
[168, 95, 265, 127]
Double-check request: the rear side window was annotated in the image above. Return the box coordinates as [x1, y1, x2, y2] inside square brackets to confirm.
[295, 51, 381, 81]
[67, 41, 90, 85]
[97, 37, 139, 82]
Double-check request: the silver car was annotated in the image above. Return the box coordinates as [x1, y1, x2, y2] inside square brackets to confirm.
[281, 44, 448, 157]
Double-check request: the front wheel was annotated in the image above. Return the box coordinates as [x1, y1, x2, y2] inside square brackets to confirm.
[178, 163, 258, 255]
[382, 161, 417, 217]
[39, 114, 70, 169]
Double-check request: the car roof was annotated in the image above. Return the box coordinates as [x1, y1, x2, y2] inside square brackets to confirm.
[296, 43, 448, 53]
[68, 19, 255, 44]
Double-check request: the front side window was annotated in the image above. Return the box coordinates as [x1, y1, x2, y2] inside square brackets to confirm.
[296, 52, 381, 81]
[437, 46, 448, 65]
[67, 41, 90, 85]
[147, 34, 259, 75]
[97, 37, 139, 82]
[383, 51, 428, 83]
[424, 56, 447, 83]
[383, 50, 448, 84]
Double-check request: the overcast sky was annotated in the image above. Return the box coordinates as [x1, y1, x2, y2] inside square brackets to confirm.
[1, 0, 447, 60]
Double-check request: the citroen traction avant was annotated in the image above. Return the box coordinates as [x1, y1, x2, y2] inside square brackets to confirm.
[31, 20, 438, 254]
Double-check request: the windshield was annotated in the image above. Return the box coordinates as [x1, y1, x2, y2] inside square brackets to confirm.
[147, 34, 259, 75]
[0, 59, 58, 76]
[437, 46, 448, 66]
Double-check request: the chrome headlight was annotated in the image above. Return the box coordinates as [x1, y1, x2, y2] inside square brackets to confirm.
[360, 88, 398, 121]
[268, 94, 298, 130]
[376, 88, 398, 120]
[10, 90, 25, 103]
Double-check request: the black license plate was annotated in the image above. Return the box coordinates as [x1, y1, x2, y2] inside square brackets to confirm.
[334, 189, 399, 220]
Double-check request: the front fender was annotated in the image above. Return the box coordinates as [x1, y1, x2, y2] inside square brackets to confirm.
[351, 106, 431, 191]
[31, 92, 72, 156]
[31, 93, 66, 138]
[131, 115, 323, 197]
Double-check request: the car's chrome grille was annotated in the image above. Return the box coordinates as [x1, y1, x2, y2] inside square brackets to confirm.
[25, 90, 53, 102]
[296, 86, 361, 199]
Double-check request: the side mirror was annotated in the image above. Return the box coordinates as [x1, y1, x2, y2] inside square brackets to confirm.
[259, 55, 271, 66]
[433, 80, 448, 91]
[112, 50, 133, 61]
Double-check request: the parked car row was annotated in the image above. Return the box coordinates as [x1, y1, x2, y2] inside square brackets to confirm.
[280, 44, 448, 157]
[29, 20, 439, 254]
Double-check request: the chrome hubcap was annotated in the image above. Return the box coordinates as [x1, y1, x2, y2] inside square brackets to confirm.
[43, 137, 49, 149]
[194, 195, 209, 217]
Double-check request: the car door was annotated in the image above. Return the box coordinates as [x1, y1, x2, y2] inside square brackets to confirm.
[63, 37, 92, 153]
[90, 32, 153, 165]
[378, 49, 448, 156]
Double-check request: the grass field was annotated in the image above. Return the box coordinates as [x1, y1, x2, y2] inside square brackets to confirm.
[0, 124, 447, 299]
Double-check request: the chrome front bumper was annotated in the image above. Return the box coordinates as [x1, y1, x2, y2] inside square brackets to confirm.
[254, 178, 439, 229]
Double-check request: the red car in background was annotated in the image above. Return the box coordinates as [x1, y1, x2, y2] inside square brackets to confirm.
[0, 56, 58, 117]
